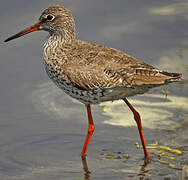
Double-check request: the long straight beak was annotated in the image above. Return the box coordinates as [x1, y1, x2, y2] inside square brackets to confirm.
[4, 22, 43, 42]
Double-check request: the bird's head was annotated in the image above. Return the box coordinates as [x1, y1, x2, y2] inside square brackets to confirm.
[4, 5, 76, 42]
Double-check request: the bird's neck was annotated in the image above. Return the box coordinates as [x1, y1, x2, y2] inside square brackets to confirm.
[43, 32, 74, 63]
[45, 31, 75, 47]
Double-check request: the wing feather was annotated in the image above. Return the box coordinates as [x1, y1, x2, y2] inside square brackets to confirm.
[59, 40, 182, 90]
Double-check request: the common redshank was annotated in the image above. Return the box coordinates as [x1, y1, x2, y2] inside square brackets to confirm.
[4, 5, 183, 161]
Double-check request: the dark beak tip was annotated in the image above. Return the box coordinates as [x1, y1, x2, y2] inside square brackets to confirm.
[4, 36, 16, 43]
[4, 34, 20, 43]
[4, 38, 9, 42]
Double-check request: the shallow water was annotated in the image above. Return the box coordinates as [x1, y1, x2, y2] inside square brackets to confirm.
[1, 0, 188, 179]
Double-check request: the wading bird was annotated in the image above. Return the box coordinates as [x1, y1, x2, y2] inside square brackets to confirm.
[5, 5, 183, 161]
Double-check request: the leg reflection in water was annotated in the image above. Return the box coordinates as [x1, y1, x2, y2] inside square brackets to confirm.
[81, 154, 151, 179]
[81, 155, 90, 180]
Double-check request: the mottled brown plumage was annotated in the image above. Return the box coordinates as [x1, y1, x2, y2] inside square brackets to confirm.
[39, 5, 182, 104]
[4, 5, 183, 161]
[48, 39, 181, 88]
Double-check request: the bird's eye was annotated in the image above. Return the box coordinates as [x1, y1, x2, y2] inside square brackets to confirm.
[46, 14, 55, 21]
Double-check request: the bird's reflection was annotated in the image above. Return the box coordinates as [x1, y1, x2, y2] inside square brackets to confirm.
[138, 159, 151, 179]
[81, 155, 151, 180]
[81, 156, 90, 180]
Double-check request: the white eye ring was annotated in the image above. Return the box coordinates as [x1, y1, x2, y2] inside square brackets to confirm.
[46, 14, 55, 21]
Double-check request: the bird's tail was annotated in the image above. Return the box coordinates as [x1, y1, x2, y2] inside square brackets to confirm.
[161, 71, 183, 83]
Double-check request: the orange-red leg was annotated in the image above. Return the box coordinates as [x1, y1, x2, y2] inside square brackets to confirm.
[123, 98, 151, 161]
[81, 104, 95, 157]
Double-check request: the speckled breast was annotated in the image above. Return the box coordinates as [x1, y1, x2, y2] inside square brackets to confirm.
[44, 61, 109, 104]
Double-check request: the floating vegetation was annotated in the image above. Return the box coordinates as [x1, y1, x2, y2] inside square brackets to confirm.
[135, 141, 183, 168]
[178, 48, 188, 55]
[123, 154, 129, 159]
[104, 152, 129, 160]
[158, 152, 175, 160]
[103, 106, 109, 112]
[102, 141, 183, 169]
[135, 141, 182, 155]
[158, 159, 174, 168]
[105, 153, 121, 159]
